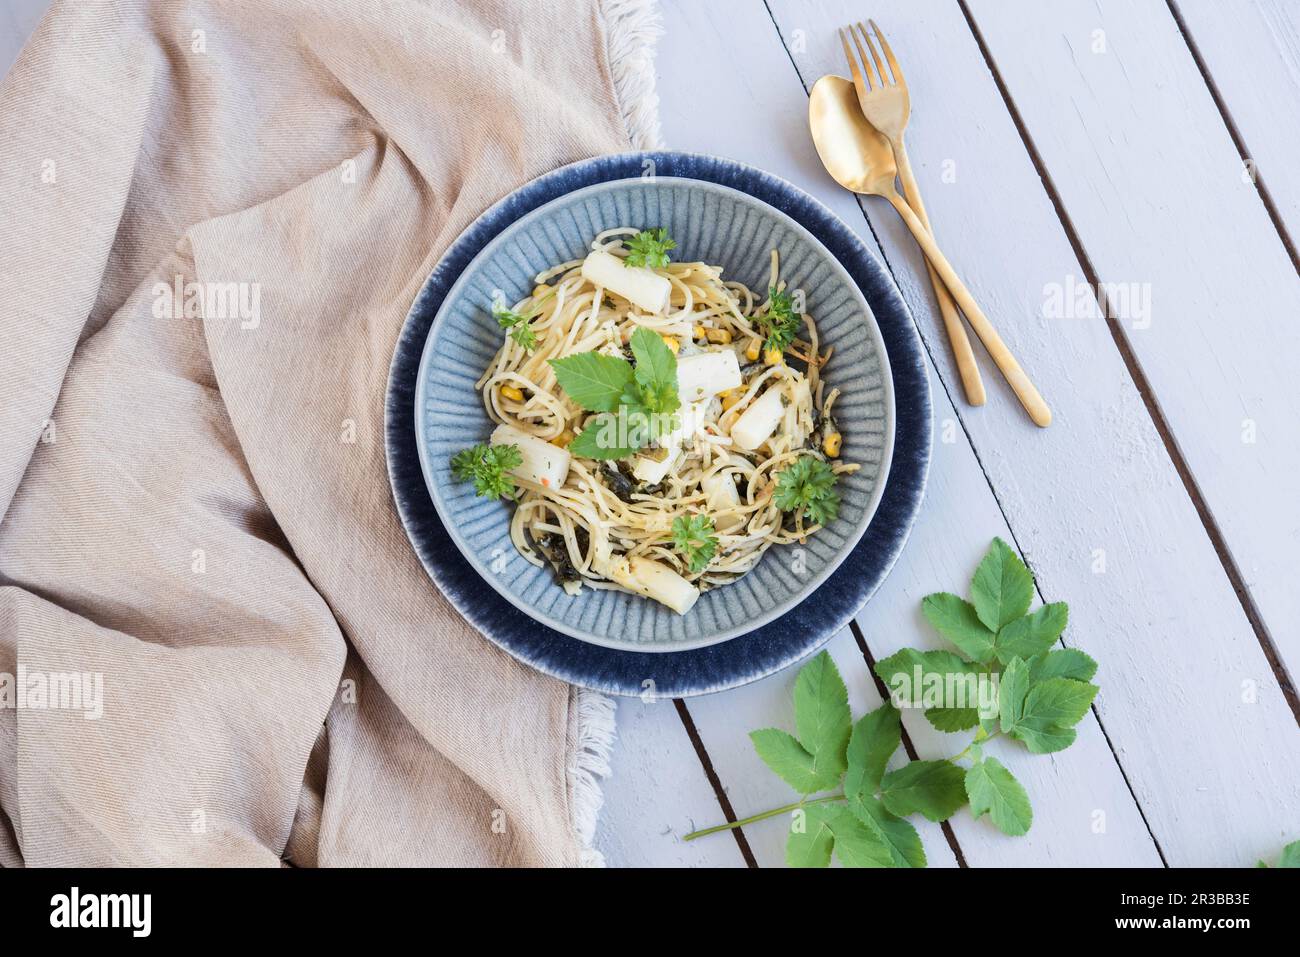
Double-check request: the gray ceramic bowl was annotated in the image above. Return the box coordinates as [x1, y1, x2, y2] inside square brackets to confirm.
[414, 177, 894, 652]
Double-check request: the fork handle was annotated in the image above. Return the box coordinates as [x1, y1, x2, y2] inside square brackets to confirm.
[885, 190, 1052, 427]
[892, 138, 986, 408]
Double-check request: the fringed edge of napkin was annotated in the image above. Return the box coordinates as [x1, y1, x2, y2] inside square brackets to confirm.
[566, 0, 663, 868]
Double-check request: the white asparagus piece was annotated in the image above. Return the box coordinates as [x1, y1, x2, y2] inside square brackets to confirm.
[676, 349, 742, 403]
[581, 250, 671, 314]
[606, 555, 699, 614]
[730, 385, 786, 451]
[490, 423, 571, 489]
[630, 400, 708, 484]
[701, 471, 744, 531]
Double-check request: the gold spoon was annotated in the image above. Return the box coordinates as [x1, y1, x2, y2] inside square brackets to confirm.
[809, 74, 1051, 428]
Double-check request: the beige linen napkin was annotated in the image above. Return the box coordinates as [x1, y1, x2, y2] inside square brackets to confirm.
[0, 0, 662, 867]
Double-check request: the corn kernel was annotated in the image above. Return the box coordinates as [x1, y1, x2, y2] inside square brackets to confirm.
[705, 328, 733, 344]
[693, 324, 706, 340]
[721, 391, 742, 412]
[745, 339, 761, 362]
[500, 385, 525, 403]
[823, 432, 842, 458]
[763, 347, 783, 366]
[552, 429, 574, 448]
[661, 334, 680, 354]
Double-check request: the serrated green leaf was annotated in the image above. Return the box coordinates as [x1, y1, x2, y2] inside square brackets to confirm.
[966, 756, 1033, 836]
[970, 537, 1035, 631]
[786, 804, 836, 867]
[1027, 648, 1098, 683]
[850, 794, 926, 868]
[826, 805, 894, 868]
[793, 651, 851, 783]
[922, 592, 996, 662]
[844, 703, 901, 801]
[548, 351, 634, 412]
[1278, 839, 1300, 868]
[1022, 677, 1098, 729]
[749, 728, 839, 794]
[1010, 717, 1077, 754]
[880, 760, 968, 822]
[995, 602, 1068, 664]
[567, 415, 641, 460]
[998, 656, 1030, 734]
[875, 648, 978, 704]
[628, 327, 679, 415]
[924, 706, 981, 732]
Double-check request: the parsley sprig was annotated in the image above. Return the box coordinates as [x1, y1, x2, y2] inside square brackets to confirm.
[493, 302, 538, 352]
[757, 287, 800, 355]
[672, 514, 718, 573]
[450, 442, 522, 500]
[774, 456, 841, 526]
[548, 327, 680, 461]
[684, 538, 1101, 867]
[623, 228, 676, 269]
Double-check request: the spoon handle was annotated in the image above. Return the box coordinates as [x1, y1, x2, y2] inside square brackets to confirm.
[892, 139, 986, 408]
[885, 190, 1052, 428]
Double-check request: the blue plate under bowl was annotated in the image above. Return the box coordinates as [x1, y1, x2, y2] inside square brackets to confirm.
[386, 152, 930, 695]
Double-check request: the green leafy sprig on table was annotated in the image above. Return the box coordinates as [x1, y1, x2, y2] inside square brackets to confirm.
[449, 442, 522, 501]
[683, 537, 1100, 866]
[1257, 839, 1300, 868]
[623, 227, 676, 269]
[548, 326, 680, 461]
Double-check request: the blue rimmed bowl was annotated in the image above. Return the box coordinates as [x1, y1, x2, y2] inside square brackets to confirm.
[415, 177, 893, 652]
[386, 152, 930, 694]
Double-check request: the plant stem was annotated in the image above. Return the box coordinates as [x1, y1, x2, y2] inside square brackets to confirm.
[951, 729, 999, 762]
[682, 793, 845, 841]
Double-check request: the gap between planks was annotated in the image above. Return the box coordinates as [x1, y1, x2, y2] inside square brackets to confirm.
[955, 0, 1300, 725]
[761, 0, 1167, 866]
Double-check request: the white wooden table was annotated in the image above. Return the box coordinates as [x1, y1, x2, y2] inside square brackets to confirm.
[6, 0, 1297, 868]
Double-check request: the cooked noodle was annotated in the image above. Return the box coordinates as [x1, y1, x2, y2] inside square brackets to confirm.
[473, 228, 859, 607]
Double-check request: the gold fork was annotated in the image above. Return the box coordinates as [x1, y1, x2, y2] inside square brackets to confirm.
[839, 21, 1049, 427]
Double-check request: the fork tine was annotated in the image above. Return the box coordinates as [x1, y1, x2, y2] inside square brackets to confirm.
[847, 22, 877, 88]
[838, 27, 871, 92]
[856, 21, 890, 87]
[869, 19, 904, 88]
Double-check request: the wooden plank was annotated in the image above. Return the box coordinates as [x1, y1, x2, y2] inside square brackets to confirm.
[656, 0, 1160, 866]
[964, 0, 1300, 695]
[772, 0, 1300, 864]
[594, 697, 747, 867]
[1172, 0, 1300, 257]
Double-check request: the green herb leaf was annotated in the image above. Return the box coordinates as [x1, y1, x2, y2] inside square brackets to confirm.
[852, 794, 926, 868]
[623, 227, 676, 269]
[922, 592, 997, 662]
[1021, 677, 1098, 729]
[629, 326, 680, 415]
[998, 656, 1031, 734]
[966, 756, 1033, 836]
[758, 287, 800, 355]
[672, 513, 717, 573]
[548, 351, 636, 413]
[879, 760, 968, 822]
[749, 729, 840, 795]
[824, 806, 893, 867]
[449, 443, 522, 501]
[1027, 648, 1098, 683]
[1278, 840, 1300, 868]
[493, 302, 539, 352]
[793, 651, 852, 783]
[995, 602, 1068, 664]
[773, 455, 841, 526]
[1010, 719, 1077, 754]
[567, 415, 641, 460]
[970, 537, 1035, 631]
[785, 804, 836, 868]
[843, 703, 901, 801]
[874, 647, 986, 733]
